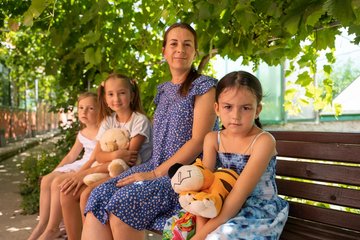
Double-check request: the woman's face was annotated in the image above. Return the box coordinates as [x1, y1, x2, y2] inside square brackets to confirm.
[162, 27, 197, 73]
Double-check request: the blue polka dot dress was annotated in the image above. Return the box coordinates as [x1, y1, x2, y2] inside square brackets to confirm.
[84, 75, 218, 231]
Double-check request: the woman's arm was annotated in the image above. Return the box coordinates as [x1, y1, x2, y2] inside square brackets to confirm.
[116, 87, 217, 186]
[55, 135, 84, 168]
[155, 87, 217, 177]
[193, 132, 276, 239]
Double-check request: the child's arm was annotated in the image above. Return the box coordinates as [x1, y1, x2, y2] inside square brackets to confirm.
[95, 135, 144, 165]
[201, 131, 219, 170]
[125, 134, 146, 165]
[60, 163, 110, 196]
[194, 131, 219, 228]
[55, 134, 84, 169]
[193, 132, 276, 239]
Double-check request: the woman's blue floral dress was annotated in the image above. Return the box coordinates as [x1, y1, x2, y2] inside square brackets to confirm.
[205, 139, 289, 239]
[84, 75, 217, 231]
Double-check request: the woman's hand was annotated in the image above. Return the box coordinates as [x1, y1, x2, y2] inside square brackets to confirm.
[116, 171, 157, 187]
[60, 172, 85, 196]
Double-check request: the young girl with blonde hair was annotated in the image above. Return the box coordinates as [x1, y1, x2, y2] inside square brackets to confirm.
[28, 92, 99, 240]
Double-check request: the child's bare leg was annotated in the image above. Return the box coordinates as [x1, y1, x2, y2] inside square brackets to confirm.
[27, 171, 62, 240]
[60, 184, 86, 240]
[80, 178, 109, 221]
[79, 186, 94, 222]
[38, 173, 70, 240]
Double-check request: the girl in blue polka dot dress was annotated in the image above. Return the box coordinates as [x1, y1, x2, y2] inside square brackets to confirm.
[82, 23, 218, 239]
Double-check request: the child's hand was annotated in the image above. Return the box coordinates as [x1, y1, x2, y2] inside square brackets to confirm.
[116, 171, 156, 187]
[115, 149, 138, 166]
[60, 173, 84, 196]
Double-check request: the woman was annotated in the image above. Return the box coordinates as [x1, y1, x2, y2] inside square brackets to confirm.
[82, 22, 218, 240]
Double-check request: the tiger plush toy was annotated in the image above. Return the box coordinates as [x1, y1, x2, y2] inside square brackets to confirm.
[169, 158, 239, 218]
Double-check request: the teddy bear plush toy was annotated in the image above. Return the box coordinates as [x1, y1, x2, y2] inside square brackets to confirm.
[169, 159, 239, 218]
[83, 128, 140, 186]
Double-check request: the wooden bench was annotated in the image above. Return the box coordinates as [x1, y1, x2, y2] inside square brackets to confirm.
[270, 131, 360, 240]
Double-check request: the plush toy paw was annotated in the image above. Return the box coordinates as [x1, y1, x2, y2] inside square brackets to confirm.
[186, 192, 218, 218]
[83, 173, 109, 186]
[108, 159, 129, 178]
[178, 192, 195, 209]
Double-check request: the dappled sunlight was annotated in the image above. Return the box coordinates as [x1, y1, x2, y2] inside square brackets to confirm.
[19, 152, 31, 157]
[6, 226, 32, 232]
[0, 164, 6, 173]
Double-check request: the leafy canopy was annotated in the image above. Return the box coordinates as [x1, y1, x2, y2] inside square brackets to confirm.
[2, 0, 360, 115]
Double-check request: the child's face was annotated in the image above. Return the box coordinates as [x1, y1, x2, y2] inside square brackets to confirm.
[104, 77, 132, 112]
[215, 87, 262, 133]
[162, 27, 196, 73]
[78, 97, 98, 126]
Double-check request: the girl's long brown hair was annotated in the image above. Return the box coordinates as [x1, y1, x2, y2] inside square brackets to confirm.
[216, 71, 263, 128]
[97, 73, 143, 124]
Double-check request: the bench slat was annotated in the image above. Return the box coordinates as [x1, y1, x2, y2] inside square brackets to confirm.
[281, 217, 360, 240]
[275, 141, 360, 163]
[270, 131, 360, 238]
[286, 201, 360, 231]
[276, 160, 360, 186]
[271, 131, 360, 144]
[276, 179, 360, 209]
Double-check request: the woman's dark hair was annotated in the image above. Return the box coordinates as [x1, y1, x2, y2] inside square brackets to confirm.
[163, 22, 200, 96]
[216, 71, 263, 128]
[97, 72, 143, 124]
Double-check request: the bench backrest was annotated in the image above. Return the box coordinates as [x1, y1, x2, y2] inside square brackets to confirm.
[270, 131, 360, 239]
